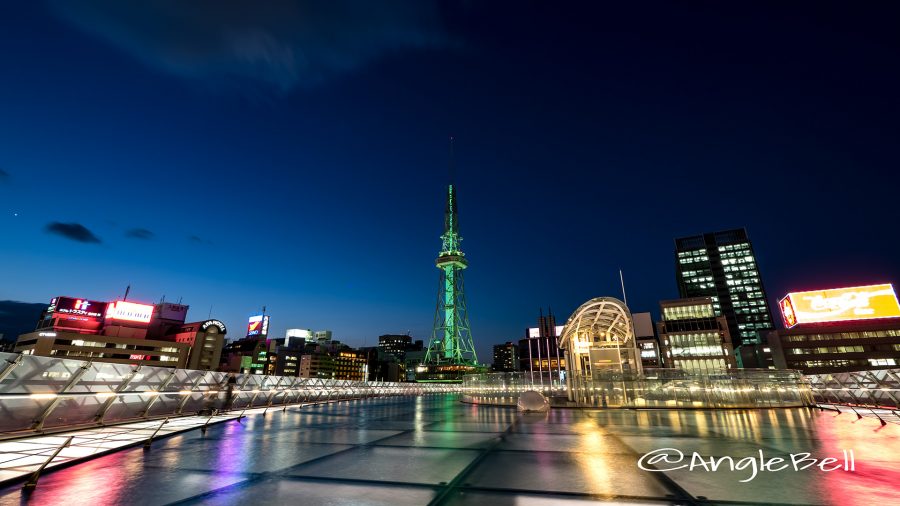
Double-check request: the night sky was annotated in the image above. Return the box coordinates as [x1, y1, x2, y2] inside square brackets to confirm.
[1, 1, 899, 361]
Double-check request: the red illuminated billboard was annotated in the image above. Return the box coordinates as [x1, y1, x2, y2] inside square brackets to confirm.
[106, 301, 155, 324]
[50, 297, 108, 320]
[780, 283, 900, 328]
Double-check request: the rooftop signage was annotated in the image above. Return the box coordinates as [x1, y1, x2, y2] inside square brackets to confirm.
[780, 283, 900, 328]
[106, 300, 155, 324]
[51, 297, 108, 320]
[200, 319, 227, 334]
[247, 314, 268, 337]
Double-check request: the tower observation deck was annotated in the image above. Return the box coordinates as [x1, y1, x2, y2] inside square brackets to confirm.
[417, 183, 482, 382]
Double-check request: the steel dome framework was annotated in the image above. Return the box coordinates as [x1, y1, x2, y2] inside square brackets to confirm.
[558, 296, 642, 404]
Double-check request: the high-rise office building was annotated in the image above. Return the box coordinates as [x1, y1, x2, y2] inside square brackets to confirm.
[674, 228, 774, 346]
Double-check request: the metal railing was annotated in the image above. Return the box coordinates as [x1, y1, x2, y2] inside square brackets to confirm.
[0, 352, 460, 436]
[805, 368, 900, 409]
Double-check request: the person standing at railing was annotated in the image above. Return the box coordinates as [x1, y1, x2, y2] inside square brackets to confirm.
[223, 373, 237, 412]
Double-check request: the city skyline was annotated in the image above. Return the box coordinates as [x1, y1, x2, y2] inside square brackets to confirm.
[3, 2, 900, 361]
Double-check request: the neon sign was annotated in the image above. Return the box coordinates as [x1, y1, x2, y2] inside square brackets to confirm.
[106, 301, 154, 323]
[780, 283, 900, 328]
[52, 297, 107, 319]
[200, 320, 227, 333]
[247, 315, 263, 336]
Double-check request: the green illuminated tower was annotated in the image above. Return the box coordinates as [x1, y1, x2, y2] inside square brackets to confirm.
[419, 183, 479, 381]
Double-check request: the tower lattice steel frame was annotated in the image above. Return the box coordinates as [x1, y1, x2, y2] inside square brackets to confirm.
[423, 184, 478, 366]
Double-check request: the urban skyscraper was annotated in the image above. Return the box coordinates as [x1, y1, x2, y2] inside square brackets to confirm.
[419, 183, 479, 381]
[674, 228, 775, 346]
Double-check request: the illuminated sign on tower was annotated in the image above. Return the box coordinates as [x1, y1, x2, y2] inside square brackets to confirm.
[779, 283, 900, 328]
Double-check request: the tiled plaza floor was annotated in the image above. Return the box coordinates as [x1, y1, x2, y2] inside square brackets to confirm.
[0, 394, 898, 505]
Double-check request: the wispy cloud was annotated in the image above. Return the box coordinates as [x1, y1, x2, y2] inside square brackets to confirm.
[125, 228, 154, 240]
[49, 0, 449, 92]
[45, 222, 102, 243]
[189, 235, 213, 245]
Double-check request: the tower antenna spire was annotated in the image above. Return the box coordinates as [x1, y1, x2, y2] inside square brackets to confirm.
[448, 135, 455, 185]
[420, 138, 478, 381]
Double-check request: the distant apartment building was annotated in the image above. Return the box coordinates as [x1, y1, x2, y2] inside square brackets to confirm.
[492, 342, 519, 372]
[333, 350, 368, 381]
[300, 353, 335, 379]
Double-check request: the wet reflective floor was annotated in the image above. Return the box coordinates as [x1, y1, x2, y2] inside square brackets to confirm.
[0, 394, 898, 505]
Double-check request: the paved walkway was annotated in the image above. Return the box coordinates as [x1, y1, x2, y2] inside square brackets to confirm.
[0, 408, 267, 485]
[0, 394, 898, 505]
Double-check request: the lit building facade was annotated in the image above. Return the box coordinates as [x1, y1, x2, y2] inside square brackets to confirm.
[220, 337, 268, 374]
[657, 297, 737, 372]
[632, 312, 661, 368]
[333, 350, 368, 381]
[15, 331, 189, 368]
[300, 353, 335, 379]
[165, 319, 226, 370]
[17, 296, 191, 368]
[275, 348, 302, 376]
[675, 229, 774, 346]
[637, 339, 662, 368]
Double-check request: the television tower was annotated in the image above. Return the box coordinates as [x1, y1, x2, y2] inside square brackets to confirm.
[421, 140, 478, 378]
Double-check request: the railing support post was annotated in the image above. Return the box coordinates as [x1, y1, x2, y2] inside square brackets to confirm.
[200, 414, 216, 434]
[143, 417, 170, 449]
[23, 435, 74, 491]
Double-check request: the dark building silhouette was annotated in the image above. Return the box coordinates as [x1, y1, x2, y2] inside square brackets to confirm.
[492, 341, 519, 372]
[518, 308, 565, 380]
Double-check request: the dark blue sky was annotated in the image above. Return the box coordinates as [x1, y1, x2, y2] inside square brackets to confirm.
[1, 1, 899, 360]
